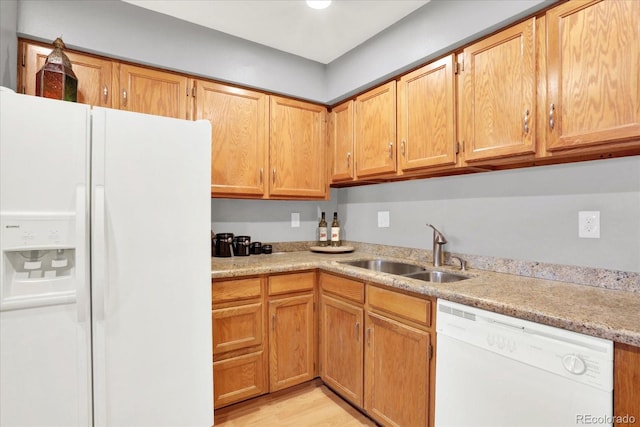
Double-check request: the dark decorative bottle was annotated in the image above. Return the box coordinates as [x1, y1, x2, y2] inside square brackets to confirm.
[318, 212, 328, 246]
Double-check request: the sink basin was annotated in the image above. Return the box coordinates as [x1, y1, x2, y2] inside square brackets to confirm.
[403, 270, 469, 283]
[340, 259, 426, 275]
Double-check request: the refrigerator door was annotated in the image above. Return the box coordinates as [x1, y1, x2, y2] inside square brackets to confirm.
[91, 107, 213, 426]
[0, 92, 92, 426]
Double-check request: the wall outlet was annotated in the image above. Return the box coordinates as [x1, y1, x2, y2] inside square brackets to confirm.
[291, 212, 300, 228]
[378, 211, 390, 228]
[578, 211, 600, 238]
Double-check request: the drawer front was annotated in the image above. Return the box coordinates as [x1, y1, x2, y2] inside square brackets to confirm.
[212, 277, 262, 304]
[213, 350, 268, 408]
[319, 272, 364, 303]
[268, 271, 315, 296]
[212, 303, 263, 355]
[367, 285, 431, 327]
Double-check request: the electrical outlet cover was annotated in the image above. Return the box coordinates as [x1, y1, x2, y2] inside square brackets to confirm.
[578, 211, 600, 238]
[378, 211, 390, 228]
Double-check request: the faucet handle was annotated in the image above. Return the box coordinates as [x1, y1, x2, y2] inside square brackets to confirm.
[450, 256, 467, 271]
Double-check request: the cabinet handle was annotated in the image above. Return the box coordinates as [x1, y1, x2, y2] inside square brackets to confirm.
[122, 89, 127, 107]
[103, 85, 108, 104]
[259, 168, 263, 184]
[272, 168, 276, 185]
[388, 142, 394, 158]
[272, 314, 276, 331]
[401, 140, 406, 156]
[549, 103, 555, 130]
[346, 152, 351, 167]
[355, 322, 360, 341]
[523, 109, 530, 134]
[366, 327, 371, 346]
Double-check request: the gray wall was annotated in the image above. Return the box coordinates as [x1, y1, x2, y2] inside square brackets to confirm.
[326, 0, 554, 103]
[338, 157, 640, 273]
[212, 158, 640, 273]
[0, 0, 17, 90]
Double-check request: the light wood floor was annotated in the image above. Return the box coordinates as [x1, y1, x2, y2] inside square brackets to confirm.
[214, 380, 378, 426]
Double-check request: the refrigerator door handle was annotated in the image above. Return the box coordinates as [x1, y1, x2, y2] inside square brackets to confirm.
[76, 184, 88, 323]
[93, 185, 107, 321]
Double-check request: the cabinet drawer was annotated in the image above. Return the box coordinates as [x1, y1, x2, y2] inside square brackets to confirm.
[212, 277, 262, 304]
[367, 285, 431, 327]
[213, 350, 268, 408]
[320, 272, 364, 303]
[268, 271, 315, 295]
[212, 303, 263, 355]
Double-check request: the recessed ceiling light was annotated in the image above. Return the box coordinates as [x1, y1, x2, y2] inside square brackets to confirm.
[306, 0, 332, 10]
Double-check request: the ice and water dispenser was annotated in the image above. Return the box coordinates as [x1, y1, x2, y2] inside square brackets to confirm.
[1, 214, 79, 309]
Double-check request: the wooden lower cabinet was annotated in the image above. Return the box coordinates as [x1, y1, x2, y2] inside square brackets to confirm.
[319, 273, 365, 407]
[268, 272, 317, 392]
[212, 277, 268, 408]
[319, 272, 434, 427]
[614, 342, 640, 427]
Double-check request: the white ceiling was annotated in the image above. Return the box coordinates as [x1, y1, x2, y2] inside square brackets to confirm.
[121, 0, 430, 64]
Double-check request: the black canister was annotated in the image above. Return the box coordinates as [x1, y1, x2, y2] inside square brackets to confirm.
[214, 233, 234, 257]
[233, 235, 251, 256]
[262, 244, 273, 255]
[250, 242, 262, 255]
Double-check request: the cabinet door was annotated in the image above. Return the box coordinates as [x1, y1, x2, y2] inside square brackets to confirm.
[117, 63, 191, 119]
[398, 54, 457, 171]
[20, 40, 114, 107]
[330, 100, 355, 182]
[268, 293, 316, 391]
[355, 81, 397, 177]
[196, 81, 268, 197]
[320, 293, 364, 407]
[545, 0, 640, 152]
[270, 96, 327, 199]
[461, 18, 536, 162]
[365, 312, 430, 427]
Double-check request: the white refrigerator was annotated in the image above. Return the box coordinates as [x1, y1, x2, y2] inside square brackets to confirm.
[0, 89, 214, 426]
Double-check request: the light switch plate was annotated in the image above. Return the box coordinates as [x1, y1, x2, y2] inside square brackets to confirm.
[378, 211, 390, 228]
[291, 212, 300, 228]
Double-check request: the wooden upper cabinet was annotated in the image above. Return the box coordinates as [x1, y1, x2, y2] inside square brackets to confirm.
[545, 0, 640, 153]
[398, 54, 457, 172]
[460, 18, 537, 163]
[19, 40, 114, 107]
[355, 81, 397, 178]
[117, 63, 191, 119]
[269, 96, 327, 199]
[196, 81, 268, 198]
[329, 100, 356, 182]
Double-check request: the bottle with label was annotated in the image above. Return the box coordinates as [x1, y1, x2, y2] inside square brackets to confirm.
[330, 212, 341, 247]
[318, 212, 328, 246]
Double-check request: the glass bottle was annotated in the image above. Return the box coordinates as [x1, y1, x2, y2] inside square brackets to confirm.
[330, 212, 341, 247]
[318, 212, 328, 246]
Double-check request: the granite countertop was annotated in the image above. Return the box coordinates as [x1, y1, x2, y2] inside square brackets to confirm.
[211, 250, 640, 347]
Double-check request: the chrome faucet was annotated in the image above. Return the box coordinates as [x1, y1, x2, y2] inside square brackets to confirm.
[426, 224, 447, 267]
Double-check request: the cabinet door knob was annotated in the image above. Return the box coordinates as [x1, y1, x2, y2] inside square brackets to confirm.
[355, 322, 360, 341]
[401, 140, 406, 156]
[549, 103, 555, 130]
[346, 152, 351, 167]
[388, 142, 394, 158]
[524, 109, 530, 134]
[272, 168, 276, 185]
[259, 168, 264, 184]
[122, 89, 127, 107]
[103, 85, 108, 104]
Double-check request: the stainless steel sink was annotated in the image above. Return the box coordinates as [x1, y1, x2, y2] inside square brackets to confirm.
[403, 270, 469, 283]
[339, 259, 469, 283]
[339, 259, 426, 275]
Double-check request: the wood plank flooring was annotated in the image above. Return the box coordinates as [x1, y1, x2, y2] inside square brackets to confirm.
[214, 380, 378, 426]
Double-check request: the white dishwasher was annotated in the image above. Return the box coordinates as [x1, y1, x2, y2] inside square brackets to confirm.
[435, 300, 613, 427]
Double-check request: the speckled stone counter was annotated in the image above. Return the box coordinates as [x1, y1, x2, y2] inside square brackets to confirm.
[211, 250, 640, 347]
